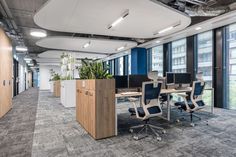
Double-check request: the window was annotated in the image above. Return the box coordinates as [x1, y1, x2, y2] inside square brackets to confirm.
[171, 38, 186, 73]
[197, 31, 213, 105]
[111, 60, 114, 75]
[118, 57, 124, 75]
[128, 54, 131, 75]
[226, 23, 236, 109]
[151, 45, 163, 76]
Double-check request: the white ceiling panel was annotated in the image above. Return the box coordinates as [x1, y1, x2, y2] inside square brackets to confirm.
[36, 37, 137, 54]
[38, 50, 108, 59]
[34, 0, 191, 38]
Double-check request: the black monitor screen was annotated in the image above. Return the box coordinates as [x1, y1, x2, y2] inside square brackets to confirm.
[166, 72, 174, 84]
[129, 75, 150, 88]
[174, 73, 191, 84]
[114, 76, 128, 89]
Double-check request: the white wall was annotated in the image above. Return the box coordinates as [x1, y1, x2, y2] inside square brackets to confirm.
[39, 65, 61, 90]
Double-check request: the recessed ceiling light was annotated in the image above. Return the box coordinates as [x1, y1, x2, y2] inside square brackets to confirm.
[195, 27, 202, 30]
[28, 63, 34, 66]
[16, 46, 28, 52]
[108, 9, 129, 29]
[83, 41, 91, 48]
[155, 40, 161, 43]
[30, 29, 47, 37]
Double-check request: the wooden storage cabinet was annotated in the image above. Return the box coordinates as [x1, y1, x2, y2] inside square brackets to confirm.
[0, 28, 13, 118]
[76, 79, 115, 139]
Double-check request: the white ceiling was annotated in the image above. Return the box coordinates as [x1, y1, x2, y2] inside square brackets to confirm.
[139, 10, 236, 48]
[38, 50, 107, 59]
[34, 0, 191, 39]
[36, 37, 137, 54]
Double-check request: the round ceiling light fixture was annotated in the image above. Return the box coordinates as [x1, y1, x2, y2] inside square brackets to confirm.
[30, 29, 47, 38]
[16, 46, 28, 52]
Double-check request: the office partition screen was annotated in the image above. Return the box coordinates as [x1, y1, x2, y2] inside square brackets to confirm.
[151, 45, 163, 76]
[171, 38, 187, 73]
[226, 23, 236, 109]
[197, 31, 213, 106]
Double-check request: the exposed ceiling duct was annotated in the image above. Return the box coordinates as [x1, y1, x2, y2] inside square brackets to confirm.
[159, 0, 234, 17]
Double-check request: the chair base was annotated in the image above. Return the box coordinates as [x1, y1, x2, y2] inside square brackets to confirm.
[176, 111, 208, 127]
[129, 120, 166, 141]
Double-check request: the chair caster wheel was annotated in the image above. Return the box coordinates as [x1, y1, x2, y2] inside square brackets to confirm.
[129, 129, 133, 133]
[156, 137, 162, 141]
[190, 123, 195, 127]
[162, 130, 166, 134]
[133, 136, 139, 140]
[176, 119, 180, 123]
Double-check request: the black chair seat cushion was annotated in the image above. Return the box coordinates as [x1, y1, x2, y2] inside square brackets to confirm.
[175, 100, 206, 111]
[128, 106, 161, 117]
[175, 100, 195, 111]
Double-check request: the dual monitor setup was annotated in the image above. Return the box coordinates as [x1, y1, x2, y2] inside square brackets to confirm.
[114, 72, 192, 91]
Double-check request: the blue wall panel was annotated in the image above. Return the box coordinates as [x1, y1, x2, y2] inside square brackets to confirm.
[131, 48, 147, 75]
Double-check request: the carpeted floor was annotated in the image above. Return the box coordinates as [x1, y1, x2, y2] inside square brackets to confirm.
[0, 88, 38, 157]
[1, 88, 236, 157]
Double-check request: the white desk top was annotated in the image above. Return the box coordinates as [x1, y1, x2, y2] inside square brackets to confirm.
[115, 87, 214, 98]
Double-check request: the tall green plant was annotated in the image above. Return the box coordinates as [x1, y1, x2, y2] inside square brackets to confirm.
[79, 59, 112, 79]
[51, 73, 61, 81]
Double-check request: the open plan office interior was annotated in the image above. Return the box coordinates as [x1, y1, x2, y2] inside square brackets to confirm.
[1, 0, 236, 156]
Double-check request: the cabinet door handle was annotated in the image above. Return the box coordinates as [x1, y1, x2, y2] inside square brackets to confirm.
[85, 91, 89, 95]
[3, 80, 5, 86]
[9, 80, 11, 85]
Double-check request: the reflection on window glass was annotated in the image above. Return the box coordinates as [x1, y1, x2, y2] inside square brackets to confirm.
[227, 23, 236, 109]
[151, 45, 163, 76]
[111, 60, 114, 75]
[197, 31, 213, 106]
[128, 54, 131, 75]
[171, 38, 186, 73]
[118, 57, 124, 76]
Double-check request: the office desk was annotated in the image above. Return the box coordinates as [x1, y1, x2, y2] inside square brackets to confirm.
[115, 87, 214, 135]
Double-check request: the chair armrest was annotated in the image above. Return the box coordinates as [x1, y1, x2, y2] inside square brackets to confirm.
[127, 97, 139, 102]
[177, 93, 188, 97]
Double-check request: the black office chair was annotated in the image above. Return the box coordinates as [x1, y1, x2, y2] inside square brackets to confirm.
[174, 81, 206, 126]
[128, 81, 166, 141]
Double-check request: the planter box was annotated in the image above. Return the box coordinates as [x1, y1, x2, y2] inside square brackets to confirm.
[61, 80, 76, 107]
[53, 80, 60, 97]
[76, 79, 115, 140]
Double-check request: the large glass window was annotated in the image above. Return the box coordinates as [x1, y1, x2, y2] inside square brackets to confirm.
[171, 38, 187, 73]
[151, 45, 163, 76]
[197, 31, 213, 105]
[128, 54, 131, 75]
[118, 57, 124, 75]
[226, 23, 236, 109]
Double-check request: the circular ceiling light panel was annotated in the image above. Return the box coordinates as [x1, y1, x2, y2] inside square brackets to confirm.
[16, 46, 28, 52]
[30, 29, 47, 37]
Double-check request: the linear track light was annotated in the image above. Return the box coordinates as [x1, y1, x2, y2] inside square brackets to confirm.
[108, 9, 129, 29]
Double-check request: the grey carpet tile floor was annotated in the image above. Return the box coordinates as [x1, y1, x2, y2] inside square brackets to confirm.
[1, 89, 236, 157]
[32, 90, 236, 157]
[0, 88, 39, 157]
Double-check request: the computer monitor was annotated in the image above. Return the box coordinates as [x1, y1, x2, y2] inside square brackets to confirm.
[174, 73, 191, 88]
[129, 75, 150, 88]
[166, 72, 174, 85]
[114, 76, 128, 89]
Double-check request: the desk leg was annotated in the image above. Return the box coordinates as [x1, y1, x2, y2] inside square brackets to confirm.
[211, 88, 214, 114]
[115, 98, 118, 136]
[167, 94, 171, 121]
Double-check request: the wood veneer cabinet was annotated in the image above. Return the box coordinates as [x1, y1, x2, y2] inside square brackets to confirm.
[76, 79, 115, 139]
[0, 27, 12, 118]
[53, 80, 60, 97]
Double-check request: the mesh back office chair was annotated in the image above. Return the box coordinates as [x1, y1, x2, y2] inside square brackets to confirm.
[174, 81, 206, 126]
[128, 81, 166, 141]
